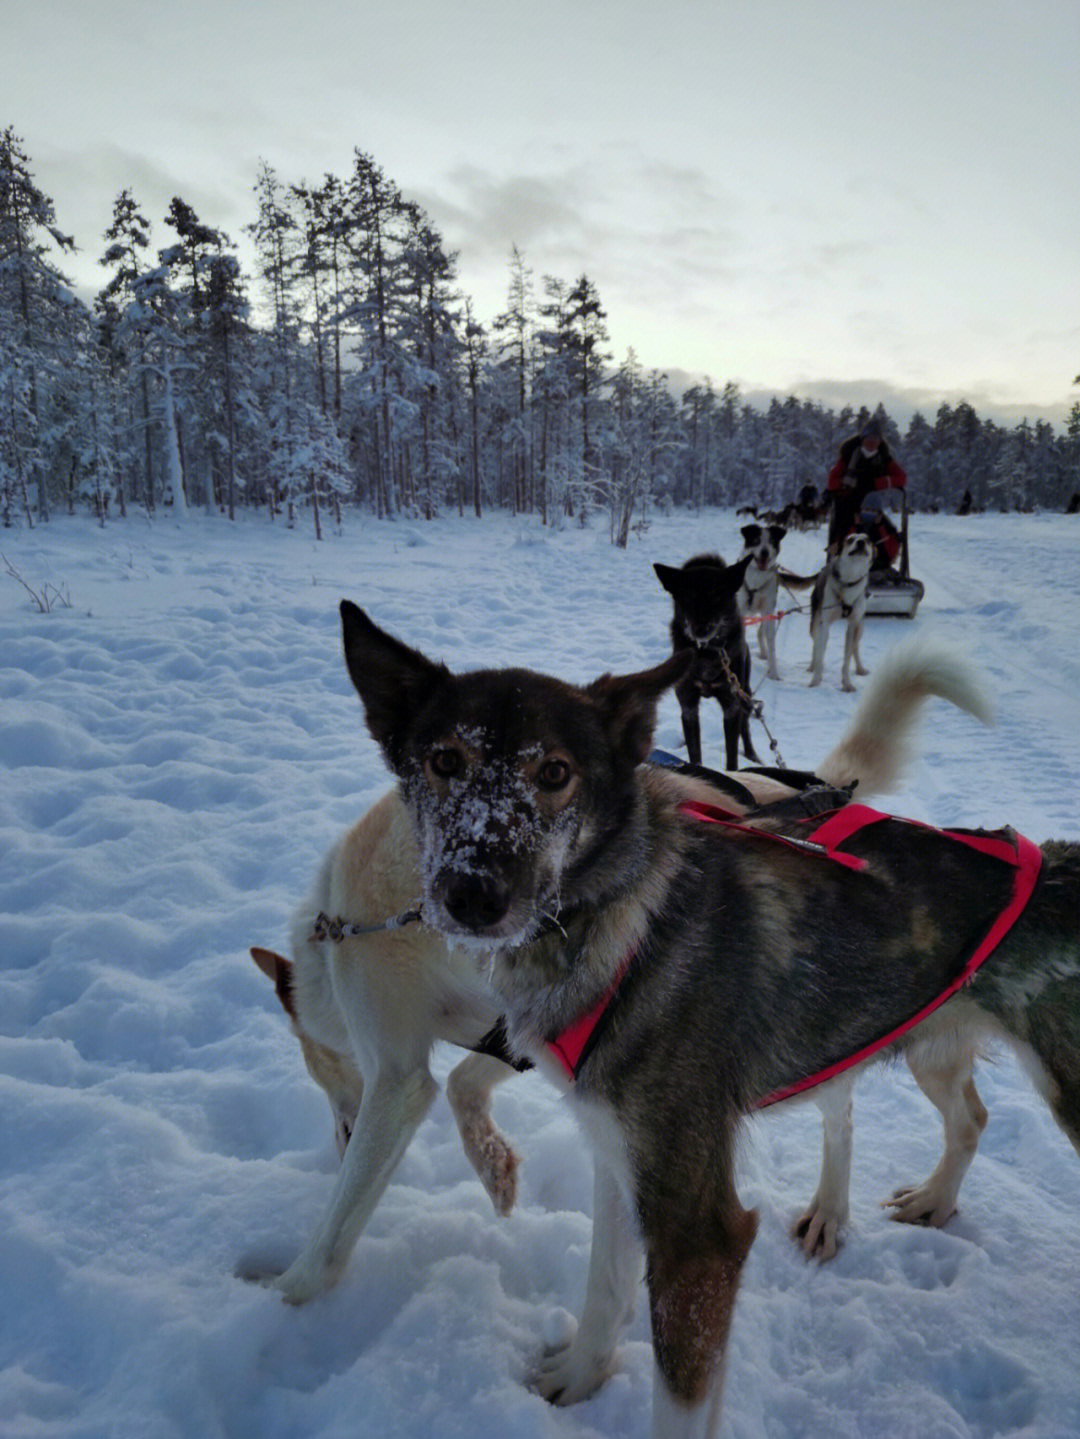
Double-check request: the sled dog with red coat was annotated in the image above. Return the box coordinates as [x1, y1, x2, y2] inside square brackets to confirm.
[243, 637, 993, 1307]
[334, 603, 1080, 1438]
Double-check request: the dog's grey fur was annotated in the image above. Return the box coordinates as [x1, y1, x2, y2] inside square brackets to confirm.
[339, 602, 1080, 1436]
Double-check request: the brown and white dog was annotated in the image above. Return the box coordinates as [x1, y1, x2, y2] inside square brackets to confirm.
[243, 636, 994, 1326]
[808, 531, 874, 691]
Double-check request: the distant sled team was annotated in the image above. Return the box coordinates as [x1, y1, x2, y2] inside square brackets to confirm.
[243, 606, 1080, 1439]
[652, 522, 879, 740]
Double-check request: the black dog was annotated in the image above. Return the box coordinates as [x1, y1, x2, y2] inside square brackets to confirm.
[654, 552, 758, 769]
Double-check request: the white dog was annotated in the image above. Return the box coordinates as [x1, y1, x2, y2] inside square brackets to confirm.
[242, 791, 522, 1304]
[808, 532, 874, 691]
[737, 522, 815, 679]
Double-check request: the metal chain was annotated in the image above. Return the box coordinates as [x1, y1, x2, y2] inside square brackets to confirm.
[310, 907, 424, 943]
[715, 646, 787, 769]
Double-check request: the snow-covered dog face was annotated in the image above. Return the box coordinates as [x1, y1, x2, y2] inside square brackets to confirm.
[401, 733, 586, 946]
[339, 601, 687, 947]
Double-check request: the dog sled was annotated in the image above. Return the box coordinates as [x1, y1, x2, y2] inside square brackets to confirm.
[861, 489, 924, 618]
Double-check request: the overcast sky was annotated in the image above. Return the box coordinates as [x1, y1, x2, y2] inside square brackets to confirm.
[6, 0, 1078, 428]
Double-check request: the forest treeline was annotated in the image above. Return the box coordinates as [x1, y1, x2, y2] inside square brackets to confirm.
[3, 125, 1078, 541]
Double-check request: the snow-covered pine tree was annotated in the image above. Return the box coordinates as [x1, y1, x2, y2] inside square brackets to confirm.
[0, 126, 80, 523]
[492, 245, 535, 515]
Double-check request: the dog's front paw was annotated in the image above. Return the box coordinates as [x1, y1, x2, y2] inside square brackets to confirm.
[883, 1184, 957, 1229]
[532, 1331, 615, 1406]
[272, 1252, 342, 1306]
[793, 1202, 845, 1260]
[460, 1114, 520, 1217]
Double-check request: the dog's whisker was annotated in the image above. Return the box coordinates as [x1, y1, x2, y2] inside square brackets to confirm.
[538, 909, 569, 939]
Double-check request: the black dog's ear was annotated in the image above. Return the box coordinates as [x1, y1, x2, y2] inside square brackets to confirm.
[588, 652, 692, 766]
[339, 601, 451, 771]
[723, 553, 753, 590]
[653, 562, 680, 597]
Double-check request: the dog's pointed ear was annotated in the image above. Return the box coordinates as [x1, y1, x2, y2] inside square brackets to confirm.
[587, 652, 692, 765]
[251, 946, 296, 1019]
[726, 553, 752, 588]
[653, 562, 680, 597]
[339, 601, 451, 771]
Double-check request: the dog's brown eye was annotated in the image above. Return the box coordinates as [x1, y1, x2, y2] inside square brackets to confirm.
[537, 757, 572, 791]
[429, 748, 464, 780]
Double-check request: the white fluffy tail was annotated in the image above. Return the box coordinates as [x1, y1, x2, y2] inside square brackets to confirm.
[816, 636, 992, 798]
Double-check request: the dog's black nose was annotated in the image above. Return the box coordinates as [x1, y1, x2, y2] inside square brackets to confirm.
[443, 874, 512, 931]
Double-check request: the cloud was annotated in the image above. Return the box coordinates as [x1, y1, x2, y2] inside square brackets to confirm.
[663, 371, 1072, 432]
[35, 139, 258, 301]
[420, 165, 590, 258]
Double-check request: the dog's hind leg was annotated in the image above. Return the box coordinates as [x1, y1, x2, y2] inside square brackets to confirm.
[808, 616, 828, 687]
[793, 1072, 855, 1259]
[534, 1156, 644, 1405]
[446, 1052, 520, 1217]
[1005, 1013, 1080, 1158]
[273, 1063, 439, 1304]
[738, 710, 761, 766]
[964, 844, 1080, 1158]
[722, 710, 743, 770]
[840, 616, 867, 692]
[885, 1043, 987, 1227]
[850, 616, 869, 682]
[761, 618, 779, 680]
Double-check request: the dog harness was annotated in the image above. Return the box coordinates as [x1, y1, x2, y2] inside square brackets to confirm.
[827, 562, 868, 618]
[544, 802, 1043, 1095]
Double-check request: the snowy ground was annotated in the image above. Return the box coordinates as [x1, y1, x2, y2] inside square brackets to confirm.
[2, 505, 1078, 1439]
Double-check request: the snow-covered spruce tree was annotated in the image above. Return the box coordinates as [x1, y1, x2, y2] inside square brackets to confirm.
[606, 349, 684, 547]
[531, 275, 575, 526]
[0, 125, 83, 523]
[160, 201, 256, 517]
[97, 189, 159, 513]
[461, 300, 487, 518]
[398, 203, 463, 519]
[679, 381, 716, 510]
[491, 245, 535, 514]
[343, 151, 412, 517]
[247, 161, 303, 521]
[562, 273, 610, 522]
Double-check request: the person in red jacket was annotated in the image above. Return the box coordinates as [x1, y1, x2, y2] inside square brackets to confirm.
[825, 418, 907, 557]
